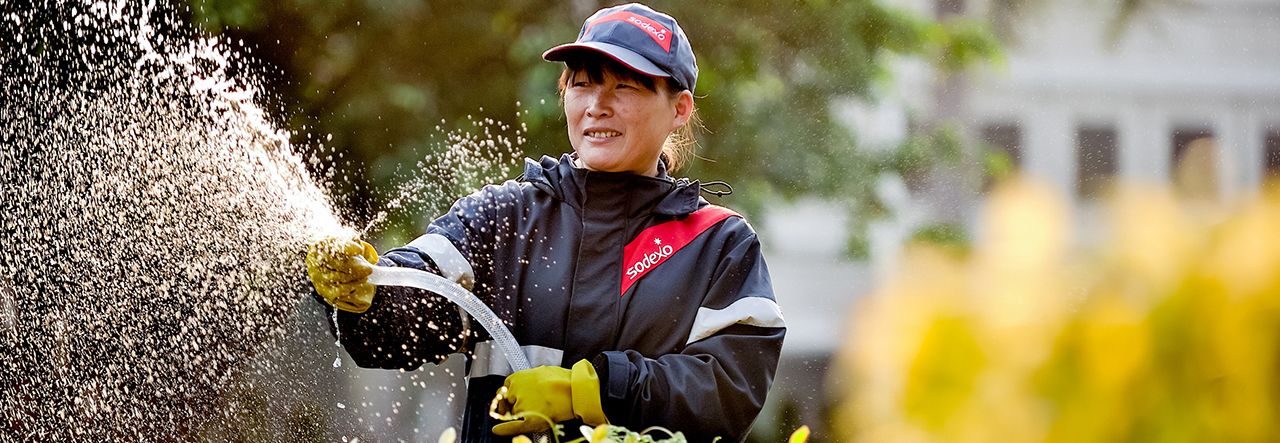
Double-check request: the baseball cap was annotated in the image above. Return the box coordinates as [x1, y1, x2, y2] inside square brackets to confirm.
[543, 3, 698, 93]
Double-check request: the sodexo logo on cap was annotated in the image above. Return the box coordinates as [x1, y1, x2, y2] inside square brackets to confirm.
[543, 3, 699, 93]
[585, 10, 673, 52]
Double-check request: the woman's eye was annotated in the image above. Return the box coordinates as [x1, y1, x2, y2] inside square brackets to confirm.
[572, 82, 589, 88]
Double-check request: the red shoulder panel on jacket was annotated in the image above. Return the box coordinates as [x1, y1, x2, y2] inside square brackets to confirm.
[619, 205, 740, 297]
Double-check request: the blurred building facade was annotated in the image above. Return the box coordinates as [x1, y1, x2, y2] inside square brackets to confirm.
[960, 0, 1280, 195]
[759, 0, 1280, 439]
[898, 0, 1280, 242]
[849, 0, 1280, 259]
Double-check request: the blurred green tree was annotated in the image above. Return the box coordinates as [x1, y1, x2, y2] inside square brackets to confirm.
[186, 0, 998, 255]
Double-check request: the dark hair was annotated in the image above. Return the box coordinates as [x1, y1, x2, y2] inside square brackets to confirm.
[556, 52, 701, 173]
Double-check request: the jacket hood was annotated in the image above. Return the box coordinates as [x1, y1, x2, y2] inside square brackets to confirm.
[519, 153, 703, 217]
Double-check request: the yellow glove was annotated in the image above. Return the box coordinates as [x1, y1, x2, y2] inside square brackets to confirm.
[306, 236, 379, 313]
[491, 359, 607, 436]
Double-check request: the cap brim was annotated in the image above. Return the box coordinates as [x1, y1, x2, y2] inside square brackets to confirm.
[542, 41, 671, 79]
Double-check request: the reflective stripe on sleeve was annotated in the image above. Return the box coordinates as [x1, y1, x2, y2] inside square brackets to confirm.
[467, 341, 564, 378]
[406, 233, 475, 290]
[686, 297, 786, 345]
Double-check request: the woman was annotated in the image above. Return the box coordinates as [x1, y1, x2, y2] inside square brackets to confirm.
[307, 4, 785, 442]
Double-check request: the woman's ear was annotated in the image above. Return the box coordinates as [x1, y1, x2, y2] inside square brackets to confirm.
[672, 90, 694, 128]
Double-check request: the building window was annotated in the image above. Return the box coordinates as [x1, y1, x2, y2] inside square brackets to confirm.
[1266, 126, 1280, 177]
[935, 0, 964, 18]
[981, 122, 1022, 171]
[1170, 126, 1216, 197]
[1076, 126, 1117, 198]
[1171, 126, 1214, 170]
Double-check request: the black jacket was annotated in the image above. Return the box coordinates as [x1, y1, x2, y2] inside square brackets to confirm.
[328, 154, 785, 442]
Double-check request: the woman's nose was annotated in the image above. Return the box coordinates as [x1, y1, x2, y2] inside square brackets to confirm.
[585, 92, 612, 118]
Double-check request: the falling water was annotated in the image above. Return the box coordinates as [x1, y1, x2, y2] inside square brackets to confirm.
[0, 1, 523, 440]
[0, 1, 352, 439]
[331, 308, 343, 368]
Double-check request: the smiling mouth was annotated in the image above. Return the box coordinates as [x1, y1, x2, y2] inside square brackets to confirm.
[586, 130, 622, 139]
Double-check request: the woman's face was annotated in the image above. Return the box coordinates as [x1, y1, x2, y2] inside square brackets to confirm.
[564, 68, 693, 176]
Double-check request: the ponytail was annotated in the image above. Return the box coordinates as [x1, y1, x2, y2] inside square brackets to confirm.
[661, 108, 701, 173]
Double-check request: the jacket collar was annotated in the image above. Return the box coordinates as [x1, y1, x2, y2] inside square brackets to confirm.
[520, 153, 703, 217]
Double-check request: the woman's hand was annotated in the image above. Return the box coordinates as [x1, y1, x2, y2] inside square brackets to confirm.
[306, 236, 380, 313]
[491, 359, 608, 436]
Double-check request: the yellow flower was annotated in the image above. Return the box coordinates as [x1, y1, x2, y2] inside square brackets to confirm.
[591, 424, 611, 443]
[788, 425, 810, 443]
[837, 177, 1280, 442]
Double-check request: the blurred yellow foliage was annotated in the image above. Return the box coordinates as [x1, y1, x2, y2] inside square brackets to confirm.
[835, 179, 1280, 442]
[789, 425, 811, 443]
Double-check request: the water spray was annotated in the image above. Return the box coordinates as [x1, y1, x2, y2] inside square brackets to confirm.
[0, 278, 14, 340]
[1, 1, 526, 438]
